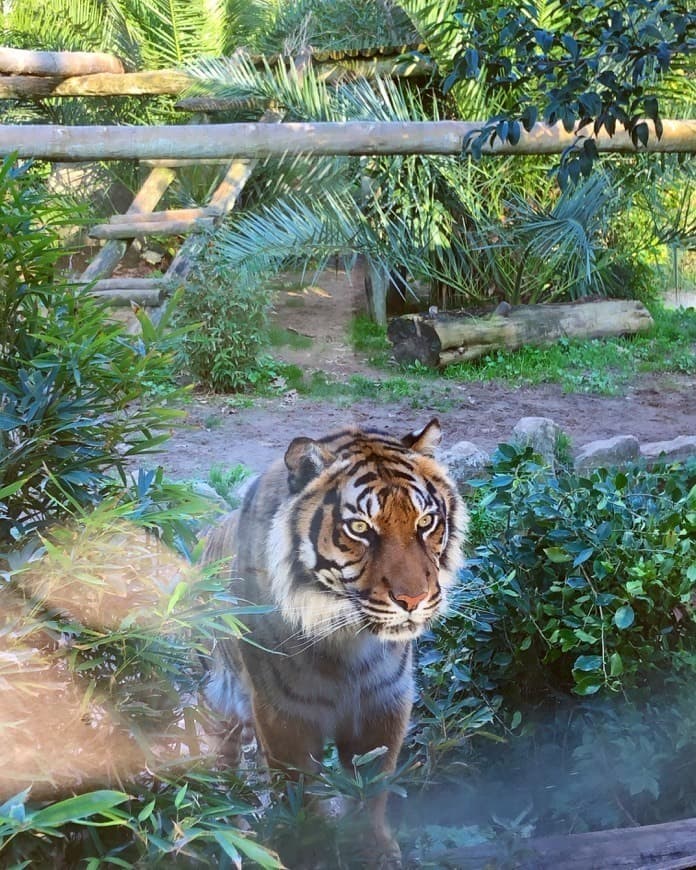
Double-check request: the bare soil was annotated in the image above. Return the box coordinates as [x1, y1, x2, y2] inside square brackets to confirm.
[151, 264, 696, 481]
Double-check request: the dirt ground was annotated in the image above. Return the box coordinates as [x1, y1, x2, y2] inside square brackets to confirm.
[152, 264, 696, 481]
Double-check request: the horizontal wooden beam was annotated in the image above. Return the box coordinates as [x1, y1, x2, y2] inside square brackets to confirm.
[0, 46, 124, 76]
[89, 216, 214, 238]
[0, 57, 433, 101]
[90, 288, 163, 307]
[106, 206, 217, 224]
[1, 119, 694, 161]
[0, 70, 191, 99]
[79, 277, 168, 291]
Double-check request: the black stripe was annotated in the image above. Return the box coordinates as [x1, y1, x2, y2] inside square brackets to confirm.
[354, 471, 379, 487]
[266, 659, 334, 708]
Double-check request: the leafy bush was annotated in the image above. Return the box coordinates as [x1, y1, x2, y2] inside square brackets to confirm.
[177, 237, 277, 392]
[409, 449, 696, 838]
[0, 157, 183, 544]
[425, 446, 696, 710]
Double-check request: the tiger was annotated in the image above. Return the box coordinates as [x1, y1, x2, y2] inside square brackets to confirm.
[202, 418, 467, 866]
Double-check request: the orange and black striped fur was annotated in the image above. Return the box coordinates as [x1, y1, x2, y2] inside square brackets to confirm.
[203, 419, 467, 863]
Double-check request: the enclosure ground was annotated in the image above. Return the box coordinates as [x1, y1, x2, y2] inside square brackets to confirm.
[152, 264, 696, 480]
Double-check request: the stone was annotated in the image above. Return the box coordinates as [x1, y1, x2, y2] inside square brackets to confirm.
[438, 441, 490, 492]
[512, 416, 562, 466]
[574, 435, 640, 473]
[640, 435, 696, 465]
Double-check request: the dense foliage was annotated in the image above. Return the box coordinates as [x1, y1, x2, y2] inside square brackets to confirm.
[443, 0, 696, 186]
[407, 448, 696, 845]
[427, 445, 696, 704]
[0, 158, 183, 543]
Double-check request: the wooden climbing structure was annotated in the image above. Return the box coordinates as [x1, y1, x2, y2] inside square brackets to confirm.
[0, 44, 427, 309]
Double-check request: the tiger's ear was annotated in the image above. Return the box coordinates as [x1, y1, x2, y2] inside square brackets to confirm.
[402, 418, 442, 456]
[285, 437, 335, 493]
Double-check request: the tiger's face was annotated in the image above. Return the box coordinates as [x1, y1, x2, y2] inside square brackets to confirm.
[268, 419, 467, 643]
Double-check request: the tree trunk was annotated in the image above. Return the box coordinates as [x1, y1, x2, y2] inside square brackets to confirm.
[387, 300, 654, 367]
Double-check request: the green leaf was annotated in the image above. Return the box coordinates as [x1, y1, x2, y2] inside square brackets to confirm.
[0, 478, 27, 500]
[573, 547, 594, 567]
[573, 654, 603, 672]
[573, 675, 603, 696]
[511, 710, 522, 729]
[174, 784, 188, 808]
[610, 652, 624, 676]
[31, 791, 129, 828]
[544, 547, 572, 564]
[137, 799, 156, 823]
[212, 830, 242, 866]
[614, 605, 635, 630]
[231, 833, 283, 869]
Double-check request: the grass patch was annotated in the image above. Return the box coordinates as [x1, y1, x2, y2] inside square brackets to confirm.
[268, 324, 313, 350]
[283, 370, 455, 411]
[208, 462, 253, 507]
[349, 314, 391, 366]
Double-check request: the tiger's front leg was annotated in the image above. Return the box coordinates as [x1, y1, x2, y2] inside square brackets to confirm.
[337, 699, 411, 869]
[252, 696, 325, 776]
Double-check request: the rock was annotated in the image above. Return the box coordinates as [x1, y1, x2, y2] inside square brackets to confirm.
[438, 441, 490, 492]
[640, 435, 696, 465]
[512, 416, 562, 466]
[574, 435, 640, 473]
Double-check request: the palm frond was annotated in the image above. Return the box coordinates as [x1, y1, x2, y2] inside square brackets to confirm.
[186, 53, 342, 120]
[399, 0, 460, 70]
[5, 0, 110, 53]
[478, 174, 617, 301]
[113, 0, 221, 69]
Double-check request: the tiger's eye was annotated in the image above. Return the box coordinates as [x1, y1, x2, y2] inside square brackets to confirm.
[347, 519, 369, 535]
[417, 514, 435, 529]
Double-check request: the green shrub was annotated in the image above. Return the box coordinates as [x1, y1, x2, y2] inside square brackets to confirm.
[0, 157, 183, 544]
[177, 237, 276, 392]
[423, 446, 696, 709]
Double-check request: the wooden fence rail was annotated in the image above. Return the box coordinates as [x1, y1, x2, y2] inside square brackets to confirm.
[1, 119, 694, 161]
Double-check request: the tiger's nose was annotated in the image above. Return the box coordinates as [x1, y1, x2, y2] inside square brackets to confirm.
[390, 590, 427, 612]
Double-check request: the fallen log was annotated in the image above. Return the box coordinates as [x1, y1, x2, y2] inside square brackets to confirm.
[387, 299, 654, 367]
[438, 816, 696, 869]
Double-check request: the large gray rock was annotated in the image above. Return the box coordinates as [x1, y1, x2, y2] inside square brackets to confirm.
[438, 441, 490, 492]
[574, 435, 640, 473]
[512, 416, 562, 466]
[640, 435, 696, 465]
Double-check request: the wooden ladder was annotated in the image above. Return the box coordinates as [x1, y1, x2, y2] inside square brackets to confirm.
[79, 51, 311, 307]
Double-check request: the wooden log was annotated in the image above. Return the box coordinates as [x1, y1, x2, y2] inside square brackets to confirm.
[107, 206, 217, 224]
[0, 54, 432, 101]
[79, 277, 168, 292]
[88, 216, 214, 239]
[387, 300, 655, 367]
[1, 120, 694, 162]
[439, 817, 696, 869]
[89, 288, 163, 307]
[80, 166, 176, 282]
[0, 47, 123, 76]
[141, 158, 231, 167]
